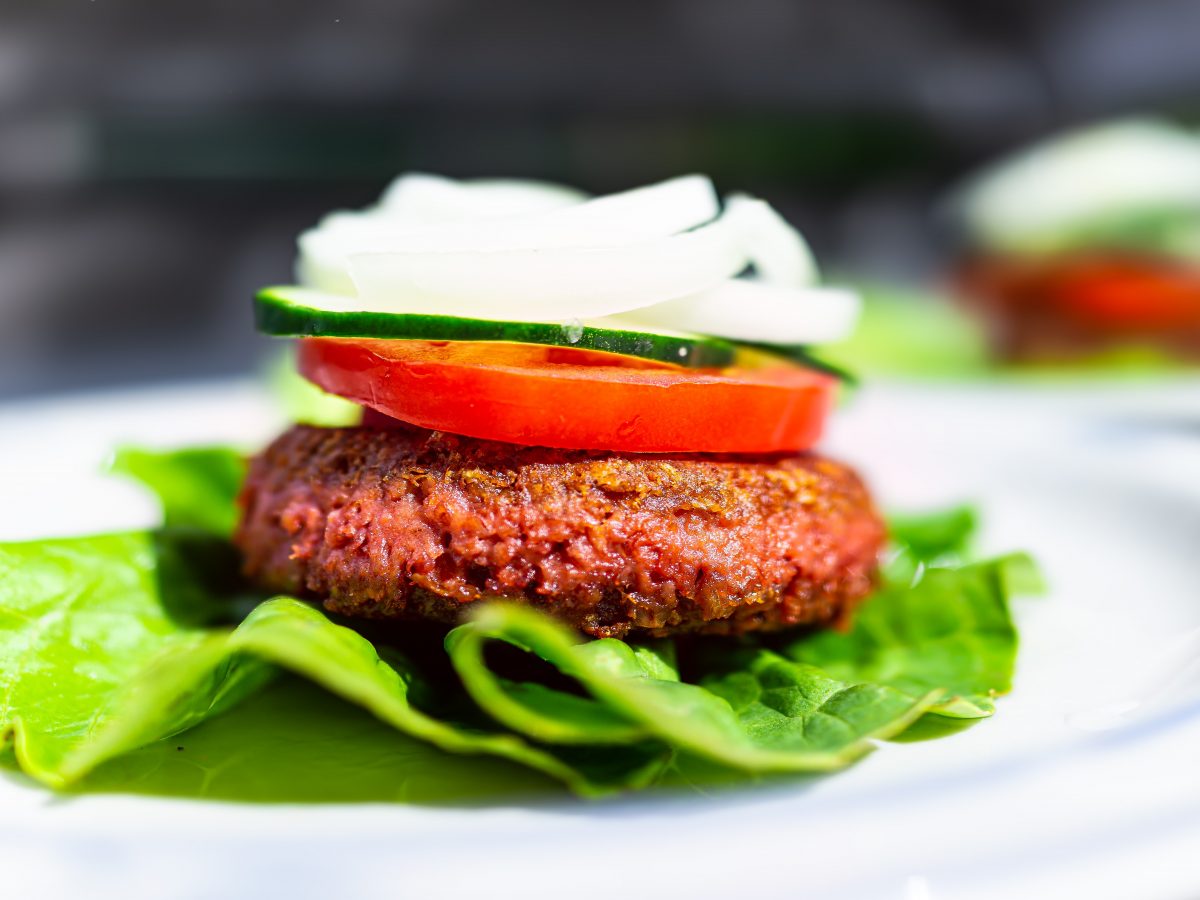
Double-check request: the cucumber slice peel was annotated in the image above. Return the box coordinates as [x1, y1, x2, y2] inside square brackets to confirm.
[254, 286, 738, 369]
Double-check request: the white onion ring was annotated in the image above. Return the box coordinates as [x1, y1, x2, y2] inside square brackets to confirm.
[298, 175, 720, 299]
[613, 195, 856, 345]
[369, 174, 717, 253]
[295, 174, 856, 345]
[379, 172, 587, 222]
[725, 194, 818, 285]
[296, 213, 379, 294]
[297, 175, 589, 292]
[347, 212, 747, 320]
[619, 281, 861, 345]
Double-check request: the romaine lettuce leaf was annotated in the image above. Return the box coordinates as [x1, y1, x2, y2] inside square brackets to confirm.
[817, 284, 991, 380]
[268, 346, 363, 427]
[888, 505, 978, 565]
[0, 532, 247, 782]
[75, 677, 559, 804]
[447, 605, 938, 772]
[0, 532, 665, 795]
[0, 446, 1038, 800]
[820, 282, 1188, 380]
[110, 446, 246, 538]
[988, 204, 1200, 259]
[782, 554, 1040, 717]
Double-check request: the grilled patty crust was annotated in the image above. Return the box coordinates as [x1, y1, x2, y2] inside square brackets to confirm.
[235, 424, 885, 638]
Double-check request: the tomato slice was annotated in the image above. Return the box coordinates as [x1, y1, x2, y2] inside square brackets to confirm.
[298, 338, 835, 453]
[959, 255, 1200, 334]
[1053, 259, 1200, 332]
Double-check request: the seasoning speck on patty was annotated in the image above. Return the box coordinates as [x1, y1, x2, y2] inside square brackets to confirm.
[234, 424, 886, 638]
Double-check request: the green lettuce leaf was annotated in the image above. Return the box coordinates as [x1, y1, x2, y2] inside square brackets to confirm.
[74, 677, 558, 804]
[888, 505, 978, 565]
[817, 284, 991, 380]
[0, 532, 246, 781]
[782, 554, 1040, 717]
[447, 605, 938, 772]
[110, 446, 247, 538]
[1006, 205, 1200, 259]
[268, 346, 363, 427]
[820, 282, 1188, 379]
[0, 532, 665, 795]
[1, 445, 1038, 800]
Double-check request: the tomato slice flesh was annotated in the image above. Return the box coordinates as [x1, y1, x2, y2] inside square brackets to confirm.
[1053, 260, 1200, 331]
[961, 255, 1200, 334]
[298, 338, 836, 453]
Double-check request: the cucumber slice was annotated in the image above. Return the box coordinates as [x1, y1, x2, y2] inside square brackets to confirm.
[737, 343, 858, 385]
[254, 286, 737, 369]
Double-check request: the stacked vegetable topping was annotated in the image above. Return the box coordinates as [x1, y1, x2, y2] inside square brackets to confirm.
[955, 119, 1200, 361]
[256, 173, 861, 451]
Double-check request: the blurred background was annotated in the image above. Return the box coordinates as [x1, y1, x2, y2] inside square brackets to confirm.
[2, 0, 1199, 398]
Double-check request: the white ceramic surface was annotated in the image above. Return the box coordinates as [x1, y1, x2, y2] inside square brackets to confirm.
[2, 377, 1199, 900]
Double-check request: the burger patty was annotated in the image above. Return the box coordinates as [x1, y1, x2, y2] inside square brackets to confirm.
[235, 424, 886, 638]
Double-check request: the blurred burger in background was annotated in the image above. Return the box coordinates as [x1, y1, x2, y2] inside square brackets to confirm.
[952, 119, 1200, 366]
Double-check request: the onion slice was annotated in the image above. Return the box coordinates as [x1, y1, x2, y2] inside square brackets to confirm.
[607, 195, 849, 345]
[619, 281, 861, 345]
[348, 213, 747, 321]
[725, 194, 819, 285]
[379, 173, 588, 222]
[539, 174, 718, 244]
[293, 173, 851, 347]
[297, 213, 381, 294]
[364, 174, 718, 253]
[297, 175, 589, 293]
[298, 175, 721, 299]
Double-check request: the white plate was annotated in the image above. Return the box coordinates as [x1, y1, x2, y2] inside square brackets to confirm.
[3, 377, 1200, 900]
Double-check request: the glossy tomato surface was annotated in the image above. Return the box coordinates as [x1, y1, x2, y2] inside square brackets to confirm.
[298, 338, 836, 453]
